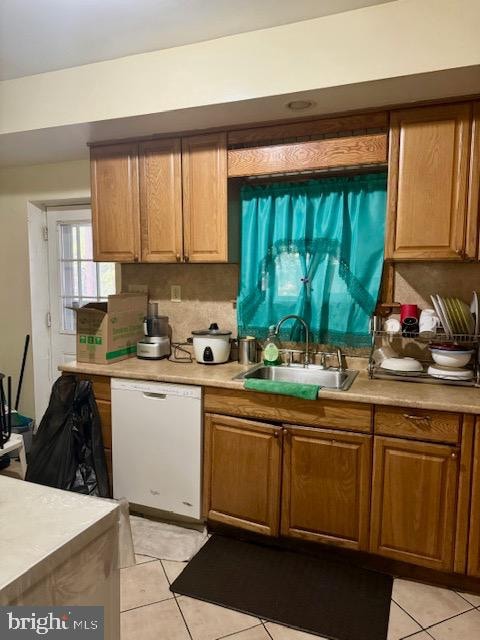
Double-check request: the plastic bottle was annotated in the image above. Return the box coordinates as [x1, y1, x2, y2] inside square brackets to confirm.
[262, 325, 282, 366]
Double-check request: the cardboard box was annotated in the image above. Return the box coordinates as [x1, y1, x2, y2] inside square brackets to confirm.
[74, 294, 147, 364]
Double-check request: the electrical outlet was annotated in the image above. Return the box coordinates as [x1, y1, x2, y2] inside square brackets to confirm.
[128, 284, 148, 293]
[171, 285, 181, 303]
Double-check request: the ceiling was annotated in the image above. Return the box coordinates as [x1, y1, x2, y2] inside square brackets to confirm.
[0, 0, 395, 81]
[2, 65, 478, 167]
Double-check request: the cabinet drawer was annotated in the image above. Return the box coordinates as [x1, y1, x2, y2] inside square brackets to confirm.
[204, 387, 372, 433]
[374, 406, 460, 444]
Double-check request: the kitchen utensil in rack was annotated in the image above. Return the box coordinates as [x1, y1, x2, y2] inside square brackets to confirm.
[431, 295, 475, 337]
[471, 292, 479, 335]
[419, 309, 439, 338]
[368, 325, 480, 387]
[427, 364, 474, 381]
[380, 357, 423, 373]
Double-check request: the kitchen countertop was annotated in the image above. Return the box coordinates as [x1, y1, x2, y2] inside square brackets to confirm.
[60, 358, 480, 414]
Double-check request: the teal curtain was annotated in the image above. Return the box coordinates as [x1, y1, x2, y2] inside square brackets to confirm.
[236, 173, 387, 347]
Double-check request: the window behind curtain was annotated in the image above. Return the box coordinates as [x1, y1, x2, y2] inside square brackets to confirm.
[236, 174, 387, 347]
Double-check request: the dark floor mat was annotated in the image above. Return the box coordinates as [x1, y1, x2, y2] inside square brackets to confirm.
[171, 535, 393, 640]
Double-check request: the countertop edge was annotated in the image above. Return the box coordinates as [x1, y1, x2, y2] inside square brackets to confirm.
[59, 360, 480, 415]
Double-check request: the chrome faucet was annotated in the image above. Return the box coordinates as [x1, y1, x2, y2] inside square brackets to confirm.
[274, 315, 310, 366]
[317, 348, 345, 370]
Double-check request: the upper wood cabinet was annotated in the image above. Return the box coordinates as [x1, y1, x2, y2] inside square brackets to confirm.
[370, 436, 460, 572]
[468, 102, 480, 259]
[281, 425, 371, 550]
[203, 413, 282, 536]
[139, 138, 183, 263]
[385, 103, 473, 260]
[90, 132, 228, 263]
[182, 132, 228, 262]
[91, 142, 141, 262]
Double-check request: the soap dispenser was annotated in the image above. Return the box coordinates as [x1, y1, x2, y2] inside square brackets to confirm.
[262, 325, 282, 366]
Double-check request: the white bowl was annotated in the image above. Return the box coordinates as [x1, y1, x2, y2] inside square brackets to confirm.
[380, 357, 423, 372]
[428, 364, 474, 380]
[430, 349, 473, 368]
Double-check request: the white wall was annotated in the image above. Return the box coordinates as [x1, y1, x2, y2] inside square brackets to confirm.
[0, 160, 90, 419]
[1, 0, 479, 136]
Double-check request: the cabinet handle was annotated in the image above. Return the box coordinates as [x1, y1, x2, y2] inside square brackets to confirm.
[451, 450, 459, 459]
[273, 430, 280, 439]
[456, 248, 465, 259]
[184, 255, 190, 262]
[134, 255, 139, 262]
[282, 427, 289, 435]
[403, 413, 431, 423]
[176, 253, 181, 262]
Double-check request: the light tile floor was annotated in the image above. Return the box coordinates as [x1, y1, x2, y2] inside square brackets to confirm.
[121, 554, 480, 640]
[2, 461, 479, 640]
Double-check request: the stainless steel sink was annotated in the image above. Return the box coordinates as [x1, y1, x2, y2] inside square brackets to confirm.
[234, 364, 358, 391]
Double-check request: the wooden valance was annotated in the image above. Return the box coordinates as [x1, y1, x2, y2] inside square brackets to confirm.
[227, 133, 388, 178]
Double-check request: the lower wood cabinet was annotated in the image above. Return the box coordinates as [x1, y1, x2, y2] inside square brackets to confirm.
[468, 420, 480, 576]
[281, 425, 372, 550]
[370, 436, 459, 572]
[203, 414, 282, 536]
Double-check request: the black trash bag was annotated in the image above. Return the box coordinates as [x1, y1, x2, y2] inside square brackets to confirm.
[26, 375, 110, 497]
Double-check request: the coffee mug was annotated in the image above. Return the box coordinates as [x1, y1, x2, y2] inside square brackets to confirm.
[419, 309, 439, 338]
[384, 317, 401, 334]
[400, 304, 418, 322]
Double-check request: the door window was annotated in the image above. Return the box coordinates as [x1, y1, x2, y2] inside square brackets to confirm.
[58, 222, 115, 332]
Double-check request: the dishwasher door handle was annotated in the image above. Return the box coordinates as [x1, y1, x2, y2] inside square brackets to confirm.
[143, 392, 168, 400]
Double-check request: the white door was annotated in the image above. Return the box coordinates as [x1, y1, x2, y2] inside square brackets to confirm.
[47, 207, 116, 377]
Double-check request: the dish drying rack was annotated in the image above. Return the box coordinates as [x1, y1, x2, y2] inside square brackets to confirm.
[368, 329, 480, 387]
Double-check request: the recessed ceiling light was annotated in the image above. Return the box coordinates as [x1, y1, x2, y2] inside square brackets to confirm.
[286, 100, 315, 111]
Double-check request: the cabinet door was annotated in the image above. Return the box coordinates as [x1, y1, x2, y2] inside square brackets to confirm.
[469, 102, 480, 259]
[281, 426, 372, 550]
[203, 413, 282, 535]
[468, 419, 480, 576]
[139, 138, 183, 263]
[370, 436, 459, 571]
[386, 103, 471, 260]
[182, 132, 228, 262]
[90, 143, 141, 262]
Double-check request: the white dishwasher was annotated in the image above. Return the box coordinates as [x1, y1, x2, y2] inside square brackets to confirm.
[111, 378, 202, 519]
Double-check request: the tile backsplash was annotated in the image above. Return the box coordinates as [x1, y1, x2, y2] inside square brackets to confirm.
[121, 263, 239, 342]
[394, 262, 480, 308]
[121, 261, 480, 351]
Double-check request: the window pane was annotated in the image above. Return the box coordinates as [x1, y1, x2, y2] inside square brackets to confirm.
[80, 261, 98, 297]
[275, 252, 303, 298]
[57, 220, 115, 332]
[60, 224, 78, 259]
[60, 261, 79, 297]
[62, 297, 80, 333]
[78, 224, 93, 259]
[98, 263, 116, 297]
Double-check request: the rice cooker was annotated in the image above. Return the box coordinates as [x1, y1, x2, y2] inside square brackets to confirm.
[192, 323, 232, 364]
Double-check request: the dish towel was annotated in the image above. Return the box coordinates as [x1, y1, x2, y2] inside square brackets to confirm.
[244, 379, 320, 400]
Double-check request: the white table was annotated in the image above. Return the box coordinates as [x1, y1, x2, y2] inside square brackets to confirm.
[0, 476, 121, 639]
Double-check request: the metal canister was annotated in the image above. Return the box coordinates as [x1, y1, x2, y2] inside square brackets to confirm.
[238, 337, 258, 365]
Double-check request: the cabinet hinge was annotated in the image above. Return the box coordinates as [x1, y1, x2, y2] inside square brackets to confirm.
[43, 226, 48, 241]
[46, 312, 52, 328]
